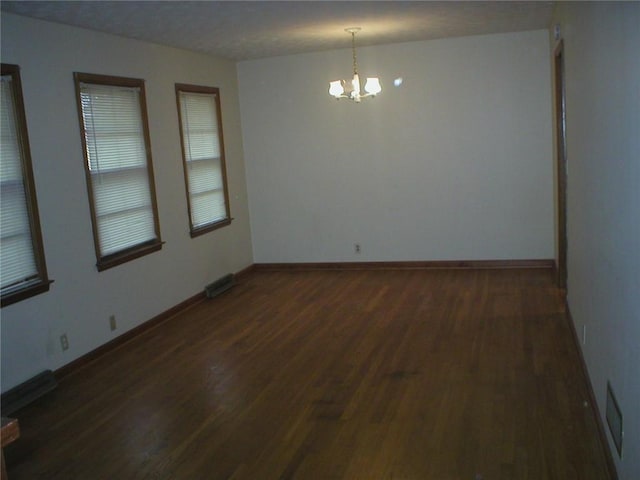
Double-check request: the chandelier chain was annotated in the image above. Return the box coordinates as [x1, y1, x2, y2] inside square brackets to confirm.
[351, 31, 358, 75]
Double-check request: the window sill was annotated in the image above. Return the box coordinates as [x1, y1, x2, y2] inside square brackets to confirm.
[96, 240, 163, 272]
[1, 278, 53, 308]
[189, 218, 233, 238]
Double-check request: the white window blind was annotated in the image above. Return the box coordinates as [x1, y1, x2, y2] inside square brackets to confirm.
[78, 81, 159, 260]
[1, 73, 39, 295]
[178, 89, 229, 232]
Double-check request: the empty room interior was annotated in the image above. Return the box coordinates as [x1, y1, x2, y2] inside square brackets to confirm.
[0, 1, 638, 479]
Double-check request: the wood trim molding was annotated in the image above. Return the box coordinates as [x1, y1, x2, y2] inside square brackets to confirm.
[554, 40, 569, 290]
[253, 259, 555, 271]
[1, 64, 51, 308]
[54, 264, 254, 380]
[175, 83, 232, 237]
[55, 291, 206, 380]
[564, 303, 619, 480]
[234, 263, 256, 281]
[53, 260, 552, 381]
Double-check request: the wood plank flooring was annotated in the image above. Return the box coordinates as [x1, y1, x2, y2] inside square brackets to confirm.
[4, 268, 613, 479]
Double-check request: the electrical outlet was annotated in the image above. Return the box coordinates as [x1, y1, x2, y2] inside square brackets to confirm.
[354, 243, 361, 254]
[109, 315, 117, 331]
[60, 334, 69, 351]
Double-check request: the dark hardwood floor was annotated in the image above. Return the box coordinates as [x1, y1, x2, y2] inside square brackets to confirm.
[4, 268, 613, 479]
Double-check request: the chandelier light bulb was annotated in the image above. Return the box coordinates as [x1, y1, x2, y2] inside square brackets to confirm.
[329, 80, 344, 98]
[365, 77, 382, 95]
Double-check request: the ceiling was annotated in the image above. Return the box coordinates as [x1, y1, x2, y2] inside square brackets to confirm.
[1, 1, 555, 61]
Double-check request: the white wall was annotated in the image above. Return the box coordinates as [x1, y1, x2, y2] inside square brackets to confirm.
[0, 14, 253, 392]
[553, 3, 640, 479]
[238, 30, 554, 263]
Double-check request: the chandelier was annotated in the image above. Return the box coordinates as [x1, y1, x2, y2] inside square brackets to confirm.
[328, 28, 382, 102]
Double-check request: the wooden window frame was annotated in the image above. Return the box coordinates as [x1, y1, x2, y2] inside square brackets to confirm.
[74, 72, 162, 271]
[1, 64, 51, 307]
[175, 84, 231, 237]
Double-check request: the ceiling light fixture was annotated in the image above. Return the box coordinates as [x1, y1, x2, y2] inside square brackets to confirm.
[328, 27, 381, 102]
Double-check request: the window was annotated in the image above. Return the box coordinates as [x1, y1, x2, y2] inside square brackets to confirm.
[74, 73, 162, 271]
[1, 64, 51, 307]
[175, 84, 231, 237]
